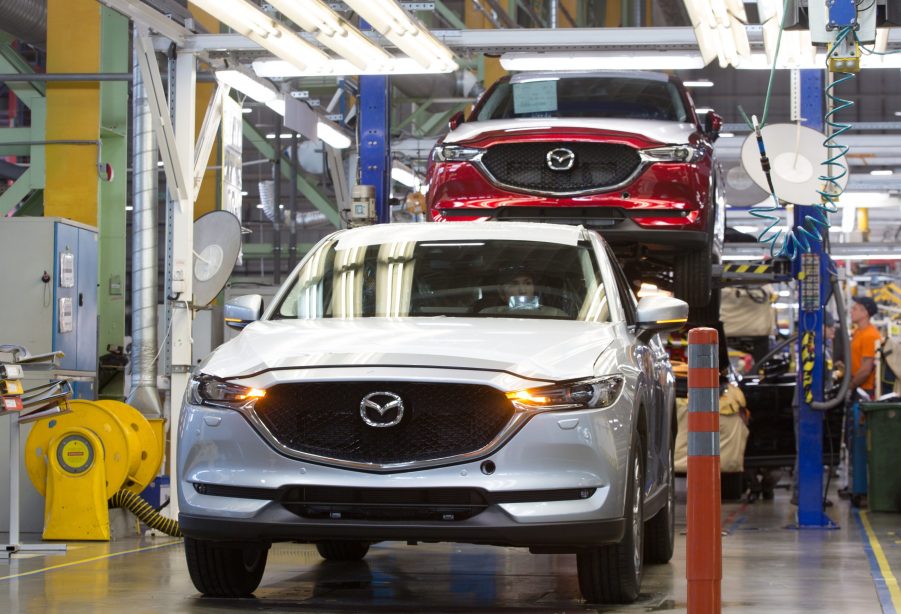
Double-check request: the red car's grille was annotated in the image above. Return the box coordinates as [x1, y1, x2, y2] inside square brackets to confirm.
[251, 382, 515, 465]
[480, 142, 641, 194]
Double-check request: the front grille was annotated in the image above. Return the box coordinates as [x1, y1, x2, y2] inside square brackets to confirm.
[252, 382, 515, 465]
[481, 142, 641, 194]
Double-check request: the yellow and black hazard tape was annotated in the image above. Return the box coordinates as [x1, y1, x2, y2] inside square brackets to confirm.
[801, 331, 815, 404]
[722, 263, 773, 275]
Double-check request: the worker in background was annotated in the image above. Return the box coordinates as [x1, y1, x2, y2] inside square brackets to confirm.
[480, 266, 567, 317]
[849, 296, 880, 399]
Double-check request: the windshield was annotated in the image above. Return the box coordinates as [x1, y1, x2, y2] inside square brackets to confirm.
[273, 238, 610, 322]
[475, 77, 688, 122]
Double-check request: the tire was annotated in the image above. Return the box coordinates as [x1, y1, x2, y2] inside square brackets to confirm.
[673, 248, 712, 307]
[184, 537, 268, 597]
[644, 442, 675, 565]
[577, 431, 645, 604]
[316, 541, 370, 561]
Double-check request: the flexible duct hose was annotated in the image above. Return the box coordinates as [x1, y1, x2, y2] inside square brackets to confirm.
[811, 280, 851, 411]
[109, 489, 182, 537]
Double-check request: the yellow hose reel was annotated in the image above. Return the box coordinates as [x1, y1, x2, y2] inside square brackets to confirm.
[24, 400, 164, 541]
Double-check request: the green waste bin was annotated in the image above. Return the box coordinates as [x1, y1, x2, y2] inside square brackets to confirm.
[861, 402, 901, 512]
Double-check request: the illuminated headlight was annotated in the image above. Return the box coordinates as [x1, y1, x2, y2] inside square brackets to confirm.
[190, 375, 266, 410]
[640, 145, 701, 163]
[506, 375, 624, 412]
[433, 144, 484, 162]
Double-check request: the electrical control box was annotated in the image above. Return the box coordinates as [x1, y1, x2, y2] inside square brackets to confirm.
[0, 217, 98, 398]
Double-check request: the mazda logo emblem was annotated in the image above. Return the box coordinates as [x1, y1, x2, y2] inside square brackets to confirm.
[360, 392, 405, 428]
[546, 147, 575, 171]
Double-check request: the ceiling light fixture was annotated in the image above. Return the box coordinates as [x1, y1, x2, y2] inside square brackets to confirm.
[682, 0, 750, 67]
[265, 0, 391, 71]
[252, 57, 448, 78]
[683, 80, 715, 87]
[340, 0, 457, 72]
[499, 51, 707, 71]
[190, 0, 330, 73]
[870, 169, 894, 176]
[316, 118, 352, 149]
[215, 69, 279, 104]
[391, 163, 418, 188]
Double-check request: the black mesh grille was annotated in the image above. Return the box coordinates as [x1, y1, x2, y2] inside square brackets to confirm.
[481, 142, 641, 193]
[252, 382, 515, 465]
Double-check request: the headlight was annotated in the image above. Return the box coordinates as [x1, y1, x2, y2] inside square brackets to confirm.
[506, 375, 624, 412]
[639, 144, 701, 163]
[433, 144, 484, 162]
[190, 375, 266, 410]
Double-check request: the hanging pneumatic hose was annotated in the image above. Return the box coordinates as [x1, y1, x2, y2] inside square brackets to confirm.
[109, 489, 183, 537]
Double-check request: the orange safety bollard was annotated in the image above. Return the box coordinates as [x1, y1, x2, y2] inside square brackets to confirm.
[686, 327, 722, 614]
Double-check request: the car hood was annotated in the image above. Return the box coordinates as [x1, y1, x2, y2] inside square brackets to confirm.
[443, 117, 697, 146]
[201, 318, 616, 382]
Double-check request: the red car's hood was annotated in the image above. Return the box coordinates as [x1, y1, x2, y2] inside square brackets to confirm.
[444, 117, 698, 148]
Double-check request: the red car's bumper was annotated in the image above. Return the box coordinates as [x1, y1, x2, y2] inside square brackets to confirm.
[428, 152, 714, 251]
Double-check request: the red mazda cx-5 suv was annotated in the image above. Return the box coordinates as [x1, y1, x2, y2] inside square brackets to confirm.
[426, 71, 725, 307]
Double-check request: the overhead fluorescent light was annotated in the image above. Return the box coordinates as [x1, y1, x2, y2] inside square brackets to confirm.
[265, 0, 392, 71]
[500, 51, 706, 71]
[241, 107, 253, 114]
[732, 225, 759, 233]
[216, 69, 278, 104]
[316, 119, 352, 149]
[870, 169, 894, 176]
[683, 80, 714, 87]
[265, 133, 293, 139]
[718, 132, 736, 138]
[190, 0, 330, 73]
[253, 57, 454, 78]
[265, 97, 286, 116]
[341, 0, 457, 72]
[391, 163, 418, 188]
[682, 0, 750, 68]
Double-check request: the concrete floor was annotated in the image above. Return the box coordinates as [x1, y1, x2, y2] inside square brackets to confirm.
[1, 480, 898, 613]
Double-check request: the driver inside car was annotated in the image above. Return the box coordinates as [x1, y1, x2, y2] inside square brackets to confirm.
[480, 266, 568, 317]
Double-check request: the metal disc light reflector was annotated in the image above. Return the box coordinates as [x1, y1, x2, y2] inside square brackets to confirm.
[193, 210, 243, 307]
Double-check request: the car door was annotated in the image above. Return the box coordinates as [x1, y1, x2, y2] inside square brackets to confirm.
[602, 242, 669, 492]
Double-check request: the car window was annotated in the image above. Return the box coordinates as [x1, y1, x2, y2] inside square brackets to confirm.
[273, 238, 610, 322]
[475, 77, 688, 122]
[605, 245, 638, 324]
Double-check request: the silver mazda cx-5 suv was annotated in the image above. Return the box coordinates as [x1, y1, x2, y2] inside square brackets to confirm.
[178, 221, 686, 604]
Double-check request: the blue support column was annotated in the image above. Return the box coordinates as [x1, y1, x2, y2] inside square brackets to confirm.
[359, 75, 391, 223]
[794, 69, 836, 528]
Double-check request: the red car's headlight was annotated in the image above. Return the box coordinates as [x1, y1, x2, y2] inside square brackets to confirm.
[640, 145, 702, 163]
[433, 144, 485, 162]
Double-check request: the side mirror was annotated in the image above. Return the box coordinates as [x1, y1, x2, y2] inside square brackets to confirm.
[448, 111, 465, 132]
[224, 294, 263, 330]
[702, 110, 723, 141]
[636, 295, 689, 334]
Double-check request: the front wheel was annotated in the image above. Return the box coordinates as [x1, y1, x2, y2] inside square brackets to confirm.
[184, 537, 269, 597]
[673, 248, 712, 307]
[577, 432, 645, 603]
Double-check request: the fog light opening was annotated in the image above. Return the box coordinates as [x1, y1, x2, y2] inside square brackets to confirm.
[480, 460, 496, 475]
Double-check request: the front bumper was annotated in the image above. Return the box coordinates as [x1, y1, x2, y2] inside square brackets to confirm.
[180, 507, 625, 549]
[177, 394, 634, 548]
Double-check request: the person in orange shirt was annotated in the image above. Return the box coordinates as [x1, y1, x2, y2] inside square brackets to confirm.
[849, 296, 881, 398]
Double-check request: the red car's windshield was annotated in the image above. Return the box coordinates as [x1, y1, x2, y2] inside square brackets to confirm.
[475, 77, 689, 123]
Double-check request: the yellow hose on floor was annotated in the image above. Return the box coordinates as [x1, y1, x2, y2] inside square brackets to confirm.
[108, 489, 182, 537]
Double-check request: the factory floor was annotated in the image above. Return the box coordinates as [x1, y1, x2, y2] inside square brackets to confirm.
[1, 479, 898, 613]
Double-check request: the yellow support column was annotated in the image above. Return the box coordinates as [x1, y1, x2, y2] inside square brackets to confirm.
[190, 4, 220, 219]
[45, 0, 101, 225]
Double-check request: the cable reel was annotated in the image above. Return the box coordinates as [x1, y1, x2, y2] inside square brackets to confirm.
[24, 400, 164, 540]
